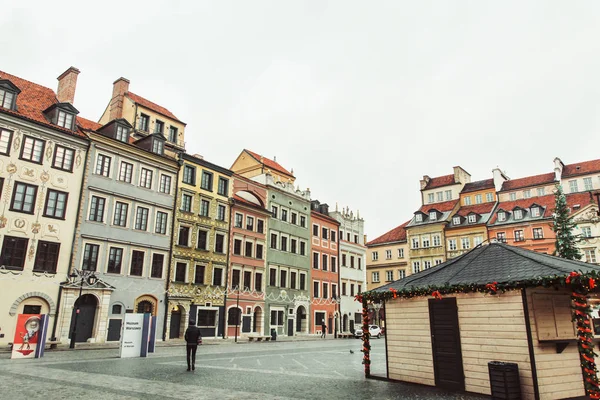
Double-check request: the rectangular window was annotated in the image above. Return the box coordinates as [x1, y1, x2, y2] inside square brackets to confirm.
[436, 192, 443, 202]
[139, 114, 149, 131]
[107, 247, 123, 274]
[350, 284, 355, 297]
[113, 202, 128, 227]
[537, 188, 545, 196]
[415, 214, 423, 223]
[116, 124, 129, 142]
[280, 270, 287, 288]
[1, 236, 29, 271]
[514, 230, 524, 242]
[215, 234, 225, 253]
[291, 212, 297, 225]
[183, 165, 196, 185]
[290, 238, 297, 253]
[246, 216, 254, 231]
[234, 213, 243, 228]
[11, 182, 38, 214]
[271, 205, 278, 218]
[424, 261, 431, 270]
[245, 241, 253, 257]
[243, 271, 252, 290]
[322, 283, 329, 299]
[584, 177, 593, 191]
[255, 273, 263, 291]
[20, 136, 45, 163]
[585, 249, 597, 264]
[299, 273, 306, 290]
[152, 139, 164, 155]
[433, 235, 441, 247]
[197, 230, 208, 250]
[331, 231, 336, 242]
[140, 168, 153, 189]
[300, 241, 306, 256]
[178, 226, 190, 246]
[313, 224, 319, 236]
[199, 199, 209, 216]
[514, 209, 523, 220]
[428, 193, 434, 203]
[372, 252, 378, 261]
[453, 216, 461, 225]
[358, 257, 362, 270]
[582, 227, 592, 238]
[523, 190, 531, 199]
[217, 204, 226, 221]
[129, 250, 145, 276]
[474, 236, 483, 246]
[257, 220, 264, 233]
[322, 254, 328, 271]
[154, 119, 164, 134]
[445, 190, 452, 200]
[300, 215, 307, 227]
[89, 196, 106, 222]
[497, 212, 506, 222]
[193, 265, 205, 284]
[290, 271, 297, 289]
[569, 180, 578, 193]
[398, 248, 404, 258]
[411, 238, 419, 249]
[322, 227, 328, 240]
[213, 268, 223, 286]
[332, 284, 338, 298]
[461, 237, 470, 249]
[331, 256, 337, 273]
[181, 194, 192, 212]
[412, 261, 421, 274]
[231, 269, 241, 288]
[270, 233, 277, 249]
[33, 241, 60, 273]
[509, 192, 517, 201]
[281, 209, 288, 222]
[197, 310, 216, 327]
[159, 175, 172, 194]
[135, 207, 149, 230]
[533, 228, 543, 240]
[44, 189, 68, 219]
[422, 236, 430, 248]
[155, 211, 168, 234]
[52, 145, 75, 172]
[464, 196, 472, 205]
[151, 254, 164, 278]
[386, 270, 394, 281]
[218, 177, 229, 196]
[468, 214, 477, 223]
[313, 252, 319, 269]
[354, 235, 358, 244]
[256, 243, 264, 259]
[342, 282, 348, 294]
[475, 194, 482, 204]
[175, 262, 187, 282]
[168, 126, 178, 142]
[233, 239, 242, 255]
[57, 111, 74, 129]
[0, 129, 12, 155]
[119, 162, 133, 183]
[497, 232, 506, 242]
[0, 89, 14, 109]
[313, 281, 319, 298]
[280, 236, 287, 252]
[350, 256, 355, 268]
[201, 171, 213, 191]
[399, 270, 406, 279]
[486, 192, 494, 202]
[448, 239, 457, 251]
[95, 154, 111, 177]
[269, 269, 277, 286]
[82, 243, 99, 271]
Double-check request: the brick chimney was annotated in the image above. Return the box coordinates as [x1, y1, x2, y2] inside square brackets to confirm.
[109, 77, 130, 121]
[56, 67, 80, 104]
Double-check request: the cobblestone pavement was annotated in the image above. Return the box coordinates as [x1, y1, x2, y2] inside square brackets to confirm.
[0, 339, 485, 399]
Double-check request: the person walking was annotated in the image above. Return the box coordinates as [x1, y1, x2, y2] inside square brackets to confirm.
[184, 320, 202, 371]
[321, 321, 327, 339]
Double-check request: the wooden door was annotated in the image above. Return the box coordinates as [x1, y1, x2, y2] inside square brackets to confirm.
[107, 319, 122, 341]
[242, 316, 251, 332]
[170, 310, 181, 339]
[287, 319, 294, 336]
[428, 298, 465, 391]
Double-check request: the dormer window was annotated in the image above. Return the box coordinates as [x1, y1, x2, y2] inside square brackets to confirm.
[57, 110, 74, 129]
[415, 214, 423, 223]
[116, 125, 129, 142]
[429, 211, 437, 221]
[498, 211, 506, 222]
[531, 206, 540, 217]
[467, 214, 477, 223]
[453, 216, 461, 225]
[514, 209, 523, 220]
[152, 139, 164, 155]
[0, 80, 20, 111]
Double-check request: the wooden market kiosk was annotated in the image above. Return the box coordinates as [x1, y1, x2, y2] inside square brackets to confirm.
[359, 243, 600, 400]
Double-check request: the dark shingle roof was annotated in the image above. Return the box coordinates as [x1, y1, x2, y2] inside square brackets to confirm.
[374, 243, 600, 292]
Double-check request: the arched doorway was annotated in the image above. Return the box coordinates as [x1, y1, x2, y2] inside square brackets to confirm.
[170, 306, 183, 339]
[296, 306, 306, 333]
[253, 306, 263, 334]
[343, 314, 349, 332]
[70, 294, 97, 343]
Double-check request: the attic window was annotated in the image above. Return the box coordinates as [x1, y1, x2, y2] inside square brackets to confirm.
[573, 204, 581, 210]
[467, 214, 477, 223]
[429, 211, 437, 221]
[498, 211, 506, 222]
[531, 207, 540, 217]
[116, 125, 129, 142]
[514, 209, 523, 220]
[415, 214, 423, 223]
[0, 88, 15, 110]
[57, 110, 74, 129]
[452, 216, 461, 225]
[152, 139, 164, 155]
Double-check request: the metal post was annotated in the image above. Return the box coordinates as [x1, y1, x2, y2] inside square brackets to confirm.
[234, 286, 240, 343]
[69, 277, 84, 349]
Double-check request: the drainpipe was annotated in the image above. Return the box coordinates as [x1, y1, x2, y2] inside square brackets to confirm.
[222, 197, 234, 339]
[50, 137, 91, 344]
[164, 153, 183, 341]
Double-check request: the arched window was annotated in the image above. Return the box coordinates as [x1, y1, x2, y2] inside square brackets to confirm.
[137, 300, 153, 314]
[112, 304, 122, 314]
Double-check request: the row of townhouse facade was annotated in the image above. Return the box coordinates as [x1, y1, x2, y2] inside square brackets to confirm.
[367, 160, 600, 295]
[0, 66, 366, 346]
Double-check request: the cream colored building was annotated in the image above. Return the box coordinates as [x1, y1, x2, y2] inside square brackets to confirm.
[365, 222, 409, 290]
[0, 67, 89, 345]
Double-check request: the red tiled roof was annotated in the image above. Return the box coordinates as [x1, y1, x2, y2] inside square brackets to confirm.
[367, 221, 410, 246]
[562, 159, 600, 178]
[500, 172, 556, 191]
[77, 116, 102, 131]
[418, 199, 459, 213]
[462, 179, 494, 193]
[566, 192, 596, 210]
[489, 194, 556, 223]
[455, 202, 496, 217]
[311, 209, 340, 226]
[423, 174, 456, 190]
[245, 149, 294, 177]
[0, 70, 86, 138]
[125, 92, 184, 124]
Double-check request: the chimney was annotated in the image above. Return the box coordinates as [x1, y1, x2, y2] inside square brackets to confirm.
[56, 67, 80, 104]
[109, 77, 130, 121]
[553, 157, 564, 182]
[492, 167, 509, 192]
[420, 175, 431, 190]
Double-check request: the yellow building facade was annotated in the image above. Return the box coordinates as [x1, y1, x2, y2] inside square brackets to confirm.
[365, 222, 409, 290]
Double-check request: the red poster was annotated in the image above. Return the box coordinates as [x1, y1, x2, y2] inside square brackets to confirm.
[11, 314, 41, 359]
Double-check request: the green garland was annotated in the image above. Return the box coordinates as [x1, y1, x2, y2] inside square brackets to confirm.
[355, 270, 600, 398]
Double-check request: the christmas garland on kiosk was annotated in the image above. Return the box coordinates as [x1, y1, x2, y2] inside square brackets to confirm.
[357, 270, 600, 398]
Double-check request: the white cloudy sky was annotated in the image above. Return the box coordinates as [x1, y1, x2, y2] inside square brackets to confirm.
[2, 1, 600, 239]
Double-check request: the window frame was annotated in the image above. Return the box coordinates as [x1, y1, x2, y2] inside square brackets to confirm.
[10, 181, 38, 214]
[20, 135, 45, 164]
[52, 145, 75, 172]
[43, 189, 68, 219]
[33, 240, 60, 274]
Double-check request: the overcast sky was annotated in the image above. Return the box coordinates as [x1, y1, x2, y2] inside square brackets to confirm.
[2, 1, 600, 240]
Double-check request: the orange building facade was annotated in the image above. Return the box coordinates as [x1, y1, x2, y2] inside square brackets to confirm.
[310, 201, 340, 336]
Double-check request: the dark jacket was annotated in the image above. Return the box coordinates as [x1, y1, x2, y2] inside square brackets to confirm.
[184, 326, 202, 345]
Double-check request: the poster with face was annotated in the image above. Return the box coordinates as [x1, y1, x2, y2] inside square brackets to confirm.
[11, 314, 41, 359]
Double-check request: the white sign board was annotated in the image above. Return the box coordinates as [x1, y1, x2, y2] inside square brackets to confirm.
[119, 314, 145, 358]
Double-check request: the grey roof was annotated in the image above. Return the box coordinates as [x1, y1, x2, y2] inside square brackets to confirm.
[374, 243, 600, 292]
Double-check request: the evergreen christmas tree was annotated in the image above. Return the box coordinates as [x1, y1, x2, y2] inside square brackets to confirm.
[552, 184, 582, 260]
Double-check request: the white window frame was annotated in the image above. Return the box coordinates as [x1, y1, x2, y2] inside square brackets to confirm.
[448, 239, 457, 251]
